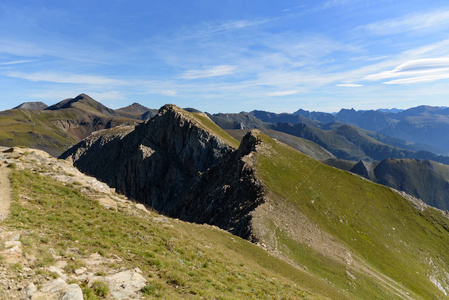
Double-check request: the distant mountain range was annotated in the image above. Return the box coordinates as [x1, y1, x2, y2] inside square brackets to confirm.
[3, 94, 449, 211]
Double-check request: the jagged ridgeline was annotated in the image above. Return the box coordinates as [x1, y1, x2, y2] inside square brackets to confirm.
[61, 104, 449, 299]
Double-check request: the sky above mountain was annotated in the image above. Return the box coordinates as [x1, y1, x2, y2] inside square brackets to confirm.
[1, 0, 449, 113]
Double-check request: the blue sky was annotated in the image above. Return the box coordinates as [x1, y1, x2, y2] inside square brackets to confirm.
[1, 0, 449, 113]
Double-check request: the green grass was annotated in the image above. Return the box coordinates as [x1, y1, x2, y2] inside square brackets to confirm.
[0, 108, 136, 157]
[254, 132, 449, 299]
[3, 168, 347, 299]
[0, 109, 76, 156]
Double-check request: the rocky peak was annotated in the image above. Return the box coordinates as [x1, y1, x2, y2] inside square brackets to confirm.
[60, 104, 234, 213]
[60, 105, 265, 240]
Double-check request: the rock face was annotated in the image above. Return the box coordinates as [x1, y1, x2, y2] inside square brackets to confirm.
[60, 105, 264, 239]
[178, 132, 264, 239]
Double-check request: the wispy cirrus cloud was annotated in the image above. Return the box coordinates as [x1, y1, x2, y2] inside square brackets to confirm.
[0, 60, 35, 66]
[5, 71, 125, 85]
[384, 74, 449, 85]
[336, 83, 363, 87]
[268, 90, 298, 96]
[179, 19, 270, 40]
[364, 58, 449, 84]
[180, 65, 236, 80]
[161, 90, 177, 96]
[361, 10, 449, 35]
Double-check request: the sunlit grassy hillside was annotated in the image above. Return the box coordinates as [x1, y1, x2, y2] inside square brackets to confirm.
[2, 161, 349, 299]
[251, 131, 449, 299]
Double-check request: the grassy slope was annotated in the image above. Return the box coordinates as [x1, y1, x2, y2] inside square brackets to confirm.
[0, 109, 77, 156]
[0, 108, 135, 156]
[254, 132, 449, 299]
[3, 167, 351, 299]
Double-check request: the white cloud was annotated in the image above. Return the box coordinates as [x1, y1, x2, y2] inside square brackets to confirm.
[0, 60, 35, 66]
[384, 74, 449, 84]
[361, 10, 449, 35]
[181, 65, 236, 80]
[268, 90, 298, 96]
[364, 58, 449, 84]
[5, 71, 125, 85]
[161, 90, 177, 96]
[336, 83, 363, 87]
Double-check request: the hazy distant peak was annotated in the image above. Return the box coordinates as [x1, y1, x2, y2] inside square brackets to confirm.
[116, 102, 150, 114]
[13, 101, 48, 110]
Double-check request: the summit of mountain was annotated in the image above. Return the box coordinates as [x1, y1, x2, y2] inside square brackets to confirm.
[115, 102, 158, 120]
[46, 93, 119, 117]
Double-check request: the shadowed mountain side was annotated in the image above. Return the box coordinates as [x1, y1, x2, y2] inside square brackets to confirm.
[176, 133, 265, 239]
[60, 105, 261, 236]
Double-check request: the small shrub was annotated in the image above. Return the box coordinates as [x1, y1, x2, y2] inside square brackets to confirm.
[64, 260, 84, 274]
[91, 280, 109, 298]
[140, 284, 156, 295]
[81, 286, 100, 300]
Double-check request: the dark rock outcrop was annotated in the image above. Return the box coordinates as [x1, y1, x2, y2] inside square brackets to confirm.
[60, 105, 265, 239]
[178, 131, 264, 240]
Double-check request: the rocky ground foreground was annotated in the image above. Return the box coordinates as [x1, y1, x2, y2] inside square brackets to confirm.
[0, 147, 164, 299]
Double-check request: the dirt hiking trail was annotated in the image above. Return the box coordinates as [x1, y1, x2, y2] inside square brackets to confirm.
[0, 165, 11, 221]
[0, 160, 11, 221]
